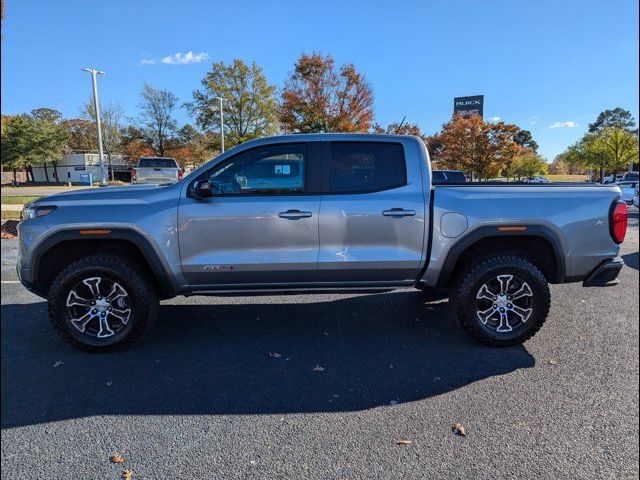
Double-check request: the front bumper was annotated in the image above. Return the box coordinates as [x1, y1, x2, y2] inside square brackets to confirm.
[582, 258, 624, 287]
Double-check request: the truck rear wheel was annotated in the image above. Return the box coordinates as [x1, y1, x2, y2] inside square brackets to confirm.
[452, 256, 550, 347]
[48, 254, 158, 352]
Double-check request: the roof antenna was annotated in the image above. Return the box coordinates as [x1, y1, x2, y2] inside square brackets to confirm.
[394, 116, 407, 133]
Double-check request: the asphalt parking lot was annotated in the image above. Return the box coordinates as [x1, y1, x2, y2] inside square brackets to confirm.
[1, 211, 638, 479]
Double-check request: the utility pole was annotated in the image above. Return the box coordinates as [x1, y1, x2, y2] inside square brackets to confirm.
[82, 68, 108, 186]
[214, 97, 225, 152]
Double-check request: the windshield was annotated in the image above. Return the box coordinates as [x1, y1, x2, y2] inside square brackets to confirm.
[138, 158, 178, 168]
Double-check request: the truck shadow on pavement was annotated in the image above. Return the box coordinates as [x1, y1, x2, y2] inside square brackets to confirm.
[1, 291, 534, 429]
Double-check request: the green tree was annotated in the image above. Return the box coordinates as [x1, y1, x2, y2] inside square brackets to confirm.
[137, 83, 178, 156]
[29, 108, 69, 182]
[514, 129, 539, 152]
[591, 127, 639, 173]
[507, 150, 548, 180]
[187, 59, 279, 148]
[588, 107, 637, 134]
[1, 115, 36, 183]
[564, 128, 639, 182]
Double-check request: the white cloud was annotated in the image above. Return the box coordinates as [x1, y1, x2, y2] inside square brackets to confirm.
[160, 51, 208, 65]
[491, 116, 501, 122]
[549, 121, 577, 129]
[140, 51, 208, 66]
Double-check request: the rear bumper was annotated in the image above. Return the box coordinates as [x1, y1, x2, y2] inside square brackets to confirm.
[582, 258, 624, 287]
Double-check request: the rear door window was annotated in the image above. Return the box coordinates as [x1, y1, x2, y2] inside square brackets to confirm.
[329, 142, 406, 193]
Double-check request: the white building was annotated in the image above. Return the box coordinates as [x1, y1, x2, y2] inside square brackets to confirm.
[31, 153, 128, 183]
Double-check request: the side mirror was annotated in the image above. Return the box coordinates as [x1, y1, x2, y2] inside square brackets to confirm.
[192, 179, 213, 198]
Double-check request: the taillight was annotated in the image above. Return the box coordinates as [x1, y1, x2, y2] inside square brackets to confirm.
[132, 168, 137, 181]
[178, 169, 183, 180]
[610, 200, 628, 244]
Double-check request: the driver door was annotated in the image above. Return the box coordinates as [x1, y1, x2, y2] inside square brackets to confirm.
[178, 142, 321, 288]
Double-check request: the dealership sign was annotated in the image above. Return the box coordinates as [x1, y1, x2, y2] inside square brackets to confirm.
[454, 95, 484, 118]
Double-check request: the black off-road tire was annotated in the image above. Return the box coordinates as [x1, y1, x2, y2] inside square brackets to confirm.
[48, 254, 159, 352]
[451, 256, 551, 347]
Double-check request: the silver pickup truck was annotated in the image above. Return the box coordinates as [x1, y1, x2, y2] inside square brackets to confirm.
[17, 134, 628, 351]
[132, 157, 182, 184]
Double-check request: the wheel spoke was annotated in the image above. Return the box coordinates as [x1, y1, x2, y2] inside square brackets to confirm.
[71, 311, 95, 333]
[496, 310, 513, 332]
[107, 283, 128, 303]
[511, 282, 533, 300]
[83, 277, 102, 297]
[476, 306, 496, 325]
[510, 305, 533, 323]
[97, 315, 115, 338]
[476, 284, 497, 301]
[109, 308, 131, 325]
[66, 290, 92, 307]
[497, 275, 514, 294]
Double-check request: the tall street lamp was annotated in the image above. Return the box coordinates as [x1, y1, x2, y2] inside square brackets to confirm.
[214, 97, 225, 152]
[82, 68, 108, 187]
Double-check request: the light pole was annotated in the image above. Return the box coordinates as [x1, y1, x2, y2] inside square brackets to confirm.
[214, 97, 225, 152]
[82, 68, 108, 187]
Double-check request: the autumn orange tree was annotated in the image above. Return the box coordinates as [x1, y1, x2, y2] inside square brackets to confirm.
[372, 121, 424, 137]
[433, 115, 522, 180]
[280, 53, 374, 133]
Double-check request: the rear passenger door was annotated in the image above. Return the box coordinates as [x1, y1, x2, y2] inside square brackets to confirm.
[317, 140, 426, 283]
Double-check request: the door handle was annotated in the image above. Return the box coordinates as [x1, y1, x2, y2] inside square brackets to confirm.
[278, 209, 313, 219]
[382, 208, 416, 217]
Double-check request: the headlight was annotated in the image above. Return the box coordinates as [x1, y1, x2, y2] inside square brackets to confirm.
[20, 206, 56, 221]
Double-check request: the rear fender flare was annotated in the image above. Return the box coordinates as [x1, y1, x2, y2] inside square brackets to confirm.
[435, 225, 566, 287]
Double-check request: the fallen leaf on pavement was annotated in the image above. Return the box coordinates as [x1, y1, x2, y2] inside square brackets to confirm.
[313, 365, 325, 372]
[548, 359, 558, 365]
[395, 439, 412, 445]
[110, 452, 125, 463]
[452, 422, 467, 436]
[121, 469, 133, 480]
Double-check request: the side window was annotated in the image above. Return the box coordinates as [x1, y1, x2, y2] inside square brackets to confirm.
[208, 144, 305, 195]
[330, 142, 406, 193]
[432, 171, 447, 183]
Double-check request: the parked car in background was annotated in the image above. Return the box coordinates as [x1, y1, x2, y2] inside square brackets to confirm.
[616, 181, 638, 204]
[432, 170, 467, 184]
[603, 174, 625, 184]
[633, 187, 639, 208]
[526, 176, 550, 183]
[17, 134, 627, 351]
[622, 172, 639, 182]
[132, 157, 182, 184]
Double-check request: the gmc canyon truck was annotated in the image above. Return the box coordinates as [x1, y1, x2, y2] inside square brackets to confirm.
[17, 134, 628, 352]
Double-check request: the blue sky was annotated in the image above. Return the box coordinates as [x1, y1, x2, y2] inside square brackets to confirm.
[1, 0, 638, 160]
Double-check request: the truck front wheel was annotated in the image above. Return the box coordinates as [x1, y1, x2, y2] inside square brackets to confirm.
[452, 256, 551, 347]
[48, 254, 159, 352]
